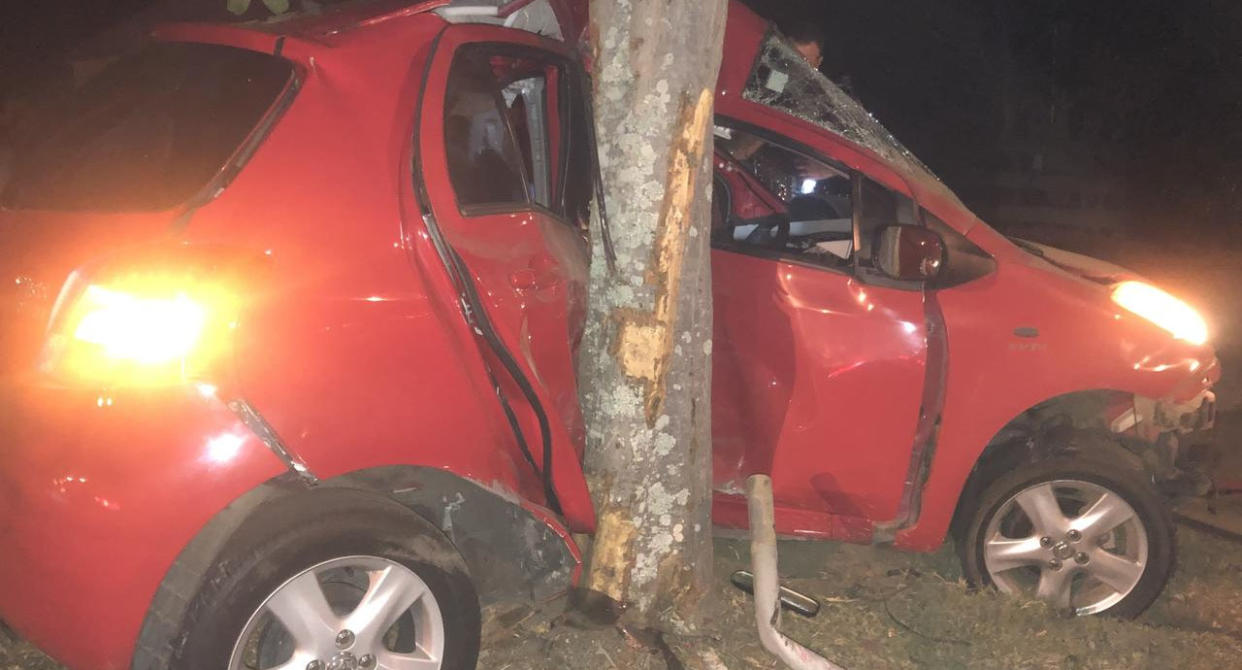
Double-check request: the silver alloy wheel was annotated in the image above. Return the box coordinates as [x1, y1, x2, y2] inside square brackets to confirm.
[228, 555, 446, 670]
[983, 479, 1149, 616]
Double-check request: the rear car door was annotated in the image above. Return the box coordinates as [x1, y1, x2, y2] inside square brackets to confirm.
[417, 26, 594, 511]
[711, 123, 930, 531]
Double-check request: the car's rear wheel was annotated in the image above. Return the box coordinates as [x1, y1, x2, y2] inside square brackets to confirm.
[229, 555, 447, 670]
[169, 489, 480, 670]
[958, 453, 1175, 618]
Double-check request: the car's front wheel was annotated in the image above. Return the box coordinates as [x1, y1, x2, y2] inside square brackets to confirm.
[959, 452, 1175, 618]
[169, 489, 481, 670]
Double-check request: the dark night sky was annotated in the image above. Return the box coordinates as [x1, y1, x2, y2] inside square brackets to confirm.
[746, 0, 1242, 248]
[4, 0, 1242, 248]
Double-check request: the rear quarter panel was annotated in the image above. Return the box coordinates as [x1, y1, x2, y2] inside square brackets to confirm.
[178, 18, 552, 507]
[0, 383, 286, 669]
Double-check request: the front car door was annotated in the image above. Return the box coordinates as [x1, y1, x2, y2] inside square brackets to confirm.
[710, 122, 933, 538]
[416, 24, 595, 525]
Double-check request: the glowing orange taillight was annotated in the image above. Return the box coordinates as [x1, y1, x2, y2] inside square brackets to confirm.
[42, 271, 239, 386]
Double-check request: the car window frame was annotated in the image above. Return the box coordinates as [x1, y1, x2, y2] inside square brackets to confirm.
[711, 117, 930, 291]
[554, 64, 594, 233]
[711, 117, 858, 278]
[443, 41, 585, 232]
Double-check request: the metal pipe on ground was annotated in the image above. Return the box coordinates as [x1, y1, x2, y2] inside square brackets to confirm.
[747, 474, 846, 670]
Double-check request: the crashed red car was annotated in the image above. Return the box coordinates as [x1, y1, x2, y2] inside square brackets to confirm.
[0, 1, 1219, 668]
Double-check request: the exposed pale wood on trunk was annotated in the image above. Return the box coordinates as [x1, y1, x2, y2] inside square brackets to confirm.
[578, 0, 728, 630]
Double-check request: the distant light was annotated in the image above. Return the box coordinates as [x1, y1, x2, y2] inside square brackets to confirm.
[801, 179, 817, 195]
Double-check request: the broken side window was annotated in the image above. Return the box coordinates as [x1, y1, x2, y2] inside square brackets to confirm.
[741, 31, 960, 209]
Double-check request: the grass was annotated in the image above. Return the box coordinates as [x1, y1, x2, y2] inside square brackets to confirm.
[479, 526, 1242, 670]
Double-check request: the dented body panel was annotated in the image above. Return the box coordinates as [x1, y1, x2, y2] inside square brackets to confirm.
[0, 7, 592, 668]
[895, 228, 1218, 550]
[709, 2, 1219, 549]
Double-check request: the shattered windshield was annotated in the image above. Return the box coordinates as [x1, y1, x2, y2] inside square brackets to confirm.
[742, 31, 943, 190]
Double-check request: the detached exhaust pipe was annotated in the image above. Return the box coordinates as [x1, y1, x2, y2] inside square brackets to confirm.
[747, 474, 845, 670]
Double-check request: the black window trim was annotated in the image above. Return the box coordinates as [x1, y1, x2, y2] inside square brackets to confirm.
[178, 52, 303, 224]
[921, 206, 998, 289]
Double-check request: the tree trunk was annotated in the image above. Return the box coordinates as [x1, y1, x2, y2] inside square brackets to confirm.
[578, 0, 728, 631]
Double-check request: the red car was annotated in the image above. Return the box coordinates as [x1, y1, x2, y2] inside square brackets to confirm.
[0, 1, 1218, 668]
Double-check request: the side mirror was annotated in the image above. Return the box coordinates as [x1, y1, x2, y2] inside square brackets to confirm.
[872, 224, 945, 282]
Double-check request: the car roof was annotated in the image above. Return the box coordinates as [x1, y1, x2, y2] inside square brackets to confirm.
[155, 0, 978, 232]
[207, 0, 580, 42]
[230, 0, 446, 40]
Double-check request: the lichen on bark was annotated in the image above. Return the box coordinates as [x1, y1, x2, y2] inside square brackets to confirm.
[579, 0, 728, 630]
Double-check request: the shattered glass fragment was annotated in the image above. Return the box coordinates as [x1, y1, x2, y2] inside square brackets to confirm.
[742, 31, 964, 209]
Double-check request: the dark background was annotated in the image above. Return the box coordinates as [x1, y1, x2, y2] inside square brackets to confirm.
[743, 0, 1242, 254]
[5, 0, 1242, 252]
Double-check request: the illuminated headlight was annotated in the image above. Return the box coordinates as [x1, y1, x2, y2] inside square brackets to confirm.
[1111, 280, 1208, 345]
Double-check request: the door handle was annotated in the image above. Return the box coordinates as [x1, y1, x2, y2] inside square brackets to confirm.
[511, 255, 564, 291]
[509, 268, 538, 290]
[529, 254, 563, 289]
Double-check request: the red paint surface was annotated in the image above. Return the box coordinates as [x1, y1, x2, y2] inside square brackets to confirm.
[0, 10, 595, 668]
[711, 1, 1218, 548]
[711, 250, 927, 520]
[0, 383, 287, 669]
[895, 225, 1220, 550]
[415, 25, 594, 522]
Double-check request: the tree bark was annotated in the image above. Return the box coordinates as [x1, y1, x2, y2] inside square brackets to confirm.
[578, 0, 728, 630]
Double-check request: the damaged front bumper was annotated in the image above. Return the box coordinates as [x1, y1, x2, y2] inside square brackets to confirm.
[1116, 389, 1219, 497]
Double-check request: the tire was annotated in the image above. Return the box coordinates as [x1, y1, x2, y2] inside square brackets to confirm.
[169, 488, 481, 670]
[957, 450, 1175, 619]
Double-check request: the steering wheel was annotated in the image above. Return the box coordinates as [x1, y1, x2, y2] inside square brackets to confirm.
[799, 230, 851, 244]
[742, 214, 790, 250]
